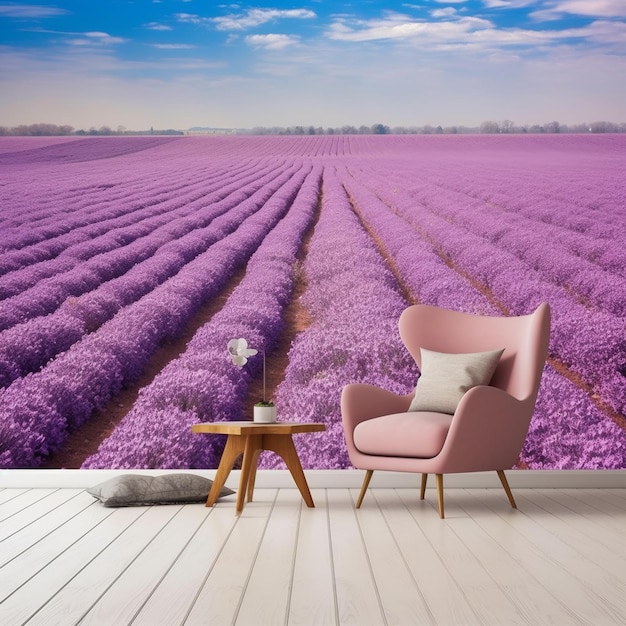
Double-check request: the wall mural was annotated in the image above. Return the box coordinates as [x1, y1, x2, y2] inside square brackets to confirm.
[1, 134, 625, 470]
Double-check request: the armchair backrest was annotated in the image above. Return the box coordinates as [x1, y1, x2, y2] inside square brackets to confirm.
[398, 303, 551, 403]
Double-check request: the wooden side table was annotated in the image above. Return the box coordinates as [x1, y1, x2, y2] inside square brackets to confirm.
[191, 421, 326, 514]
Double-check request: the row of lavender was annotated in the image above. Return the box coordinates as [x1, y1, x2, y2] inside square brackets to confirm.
[0, 155, 259, 276]
[0, 136, 309, 258]
[259, 167, 418, 469]
[82, 165, 323, 468]
[376, 153, 626, 314]
[353, 154, 626, 417]
[0, 148, 313, 467]
[0, 161, 300, 386]
[0, 156, 281, 302]
[0, 138, 185, 234]
[337, 163, 626, 468]
[0, 146, 274, 280]
[339, 140, 626, 468]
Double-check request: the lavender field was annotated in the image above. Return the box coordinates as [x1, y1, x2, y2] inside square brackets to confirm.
[1, 134, 625, 470]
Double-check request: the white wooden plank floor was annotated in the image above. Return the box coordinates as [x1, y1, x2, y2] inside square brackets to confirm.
[1, 487, 625, 625]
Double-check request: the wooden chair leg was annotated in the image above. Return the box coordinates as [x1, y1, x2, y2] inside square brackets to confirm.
[436, 474, 444, 519]
[420, 473, 428, 500]
[356, 470, 374, 508]
[497, 469, 517, 509]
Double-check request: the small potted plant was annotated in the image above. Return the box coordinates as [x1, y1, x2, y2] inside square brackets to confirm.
[227, 338, 277, 423]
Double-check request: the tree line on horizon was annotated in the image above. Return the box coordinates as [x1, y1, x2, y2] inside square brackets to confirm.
[1, 120, 625, 137]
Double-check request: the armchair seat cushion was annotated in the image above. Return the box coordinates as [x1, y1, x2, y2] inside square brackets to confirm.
[353, 412, 453, 458]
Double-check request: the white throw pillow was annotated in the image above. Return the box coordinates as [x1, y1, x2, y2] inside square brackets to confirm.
[409, 348, 504, 415]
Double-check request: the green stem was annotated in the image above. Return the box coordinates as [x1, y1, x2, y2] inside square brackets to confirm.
[263, 351, 266, 403]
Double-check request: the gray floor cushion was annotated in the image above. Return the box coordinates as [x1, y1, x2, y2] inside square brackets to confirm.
[87, 473, 234, 507]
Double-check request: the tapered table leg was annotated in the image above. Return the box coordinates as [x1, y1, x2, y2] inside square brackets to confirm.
[245, 448, 262, 503]
[237, 434, 263, 513]
[206, 434, 245, 507]
[263, 434, 315, 507]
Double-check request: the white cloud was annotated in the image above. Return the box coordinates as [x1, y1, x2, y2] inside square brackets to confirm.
[64, 32, 127, 46]
[145, 22, 172, 31]
[175, 13, 207, 25]
[462, 18, 626, 48]
[212, 8, 316, 31]
[532, 0, 626, 19]
[576, 19, 626, 43]
[326, 9, 626, 53]
[153, 43, 196, 49]
[245, 33, 300, 49]
[327, 13, 494, 44]
[431, 8, 458, 18]
[174, 9, 316, 36]
[0, 4, 69, 18]
[482, 1, 536, 8]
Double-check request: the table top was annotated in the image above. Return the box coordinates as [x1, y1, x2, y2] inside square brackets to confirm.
[191, 421, 326, 436]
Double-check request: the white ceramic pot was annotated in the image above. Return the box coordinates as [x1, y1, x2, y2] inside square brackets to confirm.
[253, 405, 277, 423]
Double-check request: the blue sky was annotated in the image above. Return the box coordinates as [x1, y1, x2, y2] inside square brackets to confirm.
[0, 1, 624, 130]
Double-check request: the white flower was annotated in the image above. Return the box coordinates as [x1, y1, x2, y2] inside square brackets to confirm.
[227, 338, 258, 367]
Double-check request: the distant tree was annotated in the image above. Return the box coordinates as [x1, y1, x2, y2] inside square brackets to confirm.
[590, 121, 619, 133]
[371, 123, 388, 134]
[5, 123, 73, 135]
[500, 119, 514, 133]
[480, 120, 500, 133]
[544, 121, 560, 133]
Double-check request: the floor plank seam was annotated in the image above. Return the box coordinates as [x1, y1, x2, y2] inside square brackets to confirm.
[231, 489, 279, 626]
[283, 492, 303, 626]
[351, 488, 389, 626]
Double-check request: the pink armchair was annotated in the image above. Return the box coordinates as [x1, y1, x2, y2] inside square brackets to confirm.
[341, 303, 551, 518]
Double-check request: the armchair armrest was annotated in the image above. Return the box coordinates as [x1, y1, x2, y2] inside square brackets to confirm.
[341, 383, 413, 431]
[439, 385, 533, 472]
